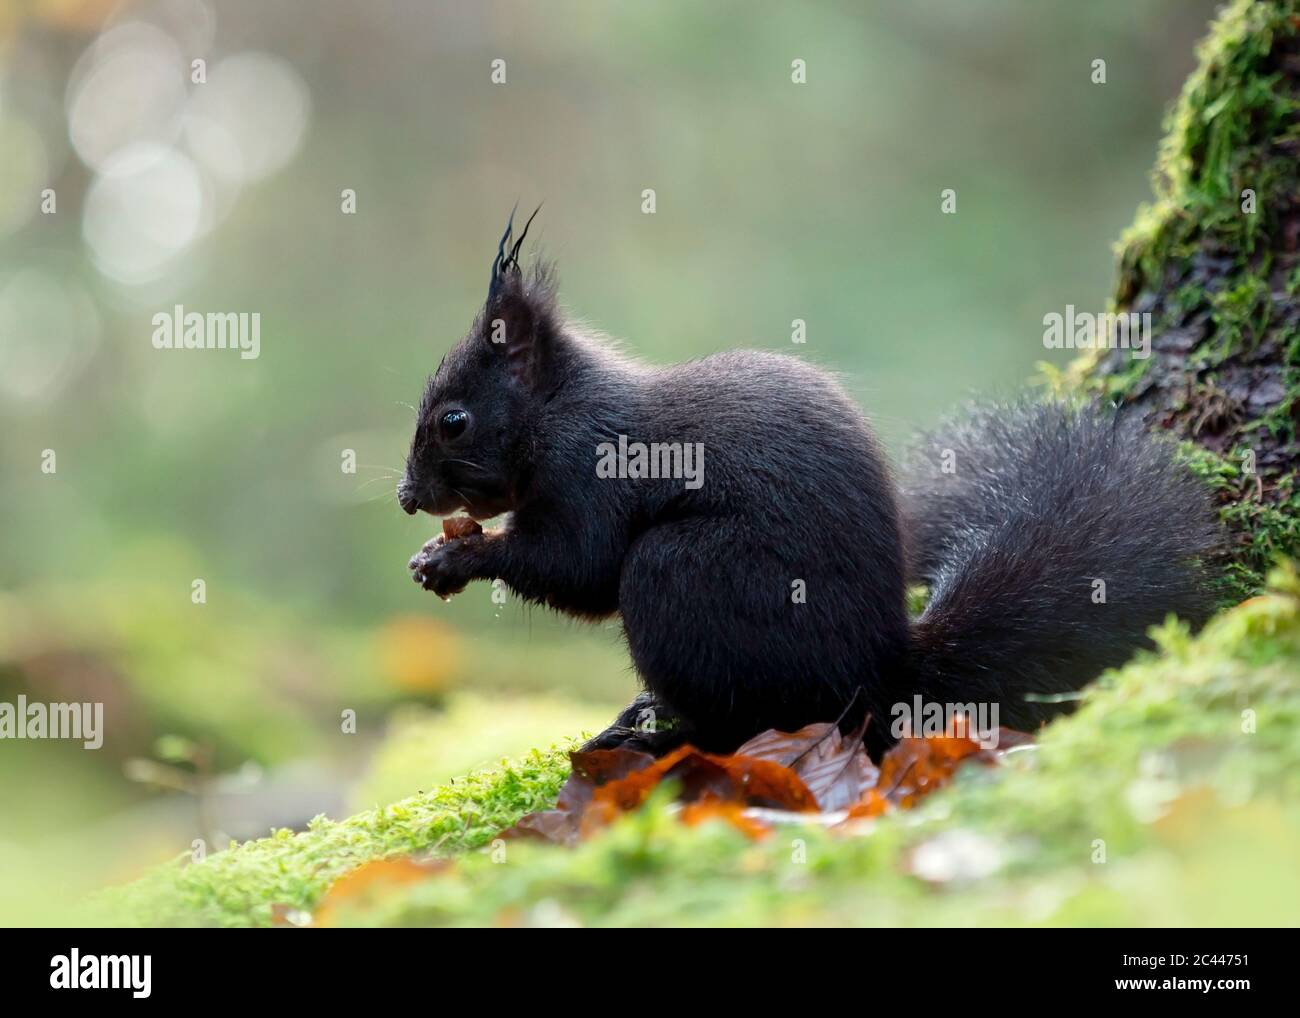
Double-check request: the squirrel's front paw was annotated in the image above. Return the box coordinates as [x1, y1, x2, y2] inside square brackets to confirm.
[408, 533, 481, 599]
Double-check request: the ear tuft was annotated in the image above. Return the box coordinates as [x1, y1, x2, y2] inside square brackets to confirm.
[488, 203, 541, 303]
[483, 208, 554, 390]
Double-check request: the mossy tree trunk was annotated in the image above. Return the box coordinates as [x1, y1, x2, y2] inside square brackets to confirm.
[1086, 0, 1300, 598]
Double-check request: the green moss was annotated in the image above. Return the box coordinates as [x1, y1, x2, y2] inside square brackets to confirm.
[1098, 349, 1152, 403]
[1116, 0, 1300, 313]
[95, 744, 573, 927]
[349, 694, 615, 812]
[1182, 442, 1300, 601]
[99, 569, 1300, 927]
[1208, 273, 1274, 360]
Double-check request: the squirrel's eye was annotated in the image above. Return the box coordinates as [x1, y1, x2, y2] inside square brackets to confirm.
[439, 409, 469, 440]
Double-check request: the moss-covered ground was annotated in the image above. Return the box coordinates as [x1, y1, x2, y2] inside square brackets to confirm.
[97, 565, 1300, 926]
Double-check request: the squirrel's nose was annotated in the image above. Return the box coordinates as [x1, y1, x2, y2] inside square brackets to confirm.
[397, 481, 421, 516]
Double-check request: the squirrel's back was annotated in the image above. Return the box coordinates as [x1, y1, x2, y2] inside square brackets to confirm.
[639, 350, 889, 511]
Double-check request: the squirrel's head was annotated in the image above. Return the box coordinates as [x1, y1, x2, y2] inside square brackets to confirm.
[398, 207, 559, 520]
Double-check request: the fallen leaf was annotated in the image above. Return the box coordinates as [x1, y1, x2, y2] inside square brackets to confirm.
[503, 743, 818, 844]
[500, 746, 656, 845]
[679, 800, 773, 840]
[502, 721, 1035, 844]
[313, 856, 449, 927]
[737, 720, 879, 811]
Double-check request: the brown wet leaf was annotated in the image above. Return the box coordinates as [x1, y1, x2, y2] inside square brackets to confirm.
[679, 800, 773, 840]
[586, 745, 817, 823]
[847, 725, 1029, 818]
[503, 721, 1034, 843]
[737, 720, 878, 812]
[500, 746, 656, 845]
[502, 743, 817, 844]
[313, 856, 449, 927]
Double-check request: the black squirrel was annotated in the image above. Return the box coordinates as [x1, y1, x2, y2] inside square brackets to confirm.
[399, 214, 1221, 758]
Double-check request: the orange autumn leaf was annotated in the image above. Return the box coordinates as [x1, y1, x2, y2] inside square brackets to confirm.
[500, 721, 1035, 844]
[737, 720, 879, 811]
[313, 856, 449, 927]
[503, 746, 657, 845]
[679, 799, 772, 840]
[581, 746, 818, 836]
[844, 788, 891, 821]
[501, 742, 818, 844]
[875, 737, 979, 807]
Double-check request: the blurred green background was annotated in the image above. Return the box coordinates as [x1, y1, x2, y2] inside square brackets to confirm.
[0, 0, 1220, 923]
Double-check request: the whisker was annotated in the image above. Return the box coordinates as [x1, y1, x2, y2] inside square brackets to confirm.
[443, 458, 488, 473]
[354, 476, 400, 494]
[348, 485, 401, 507]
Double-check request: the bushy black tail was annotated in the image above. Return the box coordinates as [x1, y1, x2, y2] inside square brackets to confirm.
[897, 400, 1221, 732]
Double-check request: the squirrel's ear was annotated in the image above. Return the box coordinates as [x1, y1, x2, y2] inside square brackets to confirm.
[486, 292, 545, 389]
[482, 205, 548, 388]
